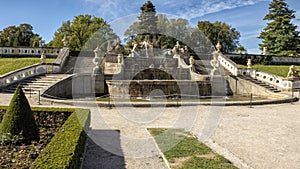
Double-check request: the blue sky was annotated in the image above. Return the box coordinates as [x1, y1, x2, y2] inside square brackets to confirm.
[0, 0, 299, 54]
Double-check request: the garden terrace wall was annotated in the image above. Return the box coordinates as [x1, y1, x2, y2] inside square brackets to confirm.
[0, 47, 61, 58]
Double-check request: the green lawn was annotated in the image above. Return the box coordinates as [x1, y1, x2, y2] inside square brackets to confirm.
[148, 128, 237, 169]
[0, 58, 55, 75]
[240, 64, 299, 77]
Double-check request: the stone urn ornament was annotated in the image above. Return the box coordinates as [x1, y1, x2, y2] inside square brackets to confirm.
[40, 51, 46, 64]
[247, 58, 252, 68]
[216, 41, 222, 52]
[62, 35, 68, 47]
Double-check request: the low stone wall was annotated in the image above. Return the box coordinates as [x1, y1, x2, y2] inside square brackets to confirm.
[107, 80, 212, 98]
[42, 74, 106, 99]
[0, 47, 61, 58]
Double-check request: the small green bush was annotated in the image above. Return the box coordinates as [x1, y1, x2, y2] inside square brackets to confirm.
[0, 85, 39, 143]
[30, 109, 90, 169]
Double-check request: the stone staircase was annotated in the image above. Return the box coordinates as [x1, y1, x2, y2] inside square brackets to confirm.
[238, 75, 281, 93]
[62, 56, 94, 74]
[3, 74, 71, 94]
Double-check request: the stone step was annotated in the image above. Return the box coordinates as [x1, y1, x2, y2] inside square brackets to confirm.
[238, 75, 281, 93]
[61, 56, 94, 74]
[3, 74, 71, 94]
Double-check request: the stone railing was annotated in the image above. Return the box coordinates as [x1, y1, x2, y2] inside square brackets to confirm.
[217, 52, 242, 76]
[53, 47, 70, 69]
[218, 53, 297, 91]
[240, 68, 293, 91]
[0, 47, 61, 57]
[0, 47, 70, 90]
[0, 64, 60, 89]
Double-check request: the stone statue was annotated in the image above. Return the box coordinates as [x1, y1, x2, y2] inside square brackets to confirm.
[263, 46, 268, 55]
[141, 37, 153, 58]
[247, 58, 252, 68]
[93, 45, 102, 74]
[107, 38, 124, 54]
[94, 45, 101, 58]
[107, 40, 113, 51]
[216, 41, 222, 52]
[182, 45, 189, 56]
[175, 41, 180, 49]
[287, 65, 296, 77]
[40, 51, 46, 64]
[149, 64, 154, 68]
[172, 41, 180, 55]
[132, 40, 138, 52]
[62, 35, 68, 47]
[159, 64, 164, 70]
[117, 54, 123, 64]
[189, 56, 195, 66]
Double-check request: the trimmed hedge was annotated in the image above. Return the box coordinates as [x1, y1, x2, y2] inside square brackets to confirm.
[29, 108, 90, 169]
[0, 85, 39, 143]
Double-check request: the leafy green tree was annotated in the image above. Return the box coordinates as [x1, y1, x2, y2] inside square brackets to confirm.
[46, 21, 71, 48]
[0, 85, 39, 143]
[47, 14, 116, 51]
[235, 45, 247, 54]
[197, 21, 240, 53]
[0, 25, 19, 46]
[258, 0, 300, 56]
[0, 24, 42, 47]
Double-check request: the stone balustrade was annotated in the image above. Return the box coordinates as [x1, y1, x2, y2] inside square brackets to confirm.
[0, 47, 61, 57]
[0, 47, 69, 90]
[0, 64, 61, 89]
[217, 53, 242, 76]
[218, 52, 297, 91]
[240, 68, 293, 91]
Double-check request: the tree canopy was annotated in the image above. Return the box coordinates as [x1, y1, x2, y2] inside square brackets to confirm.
[125, 1, 241, 55]
[47, 14, 117, 51]
[258, 0, 300, 56]
[197, 21, 241, 53]
[0, 24, 43, 47]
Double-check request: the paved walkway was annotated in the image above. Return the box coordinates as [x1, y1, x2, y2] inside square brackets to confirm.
[0, 93, 300, 169]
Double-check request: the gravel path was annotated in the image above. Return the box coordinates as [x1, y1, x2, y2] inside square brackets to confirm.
[1, 93, 299, 169]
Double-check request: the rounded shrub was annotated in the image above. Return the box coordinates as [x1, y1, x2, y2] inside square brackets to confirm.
[0, 85, 39, 143]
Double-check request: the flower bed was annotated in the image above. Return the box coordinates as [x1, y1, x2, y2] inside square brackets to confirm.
[0, 107, 90, 169]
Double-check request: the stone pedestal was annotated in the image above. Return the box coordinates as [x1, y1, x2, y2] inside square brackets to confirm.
[210, 75, 228, 96]
[92, 75, 105, 94]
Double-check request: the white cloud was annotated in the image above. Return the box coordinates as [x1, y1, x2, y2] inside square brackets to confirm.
[83, 0, 269, 21]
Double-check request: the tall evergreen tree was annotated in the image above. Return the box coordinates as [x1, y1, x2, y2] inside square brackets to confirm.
[258, 0, 300, 56]
[137, 1, 158, 42]
[138, 1, 158, 34]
